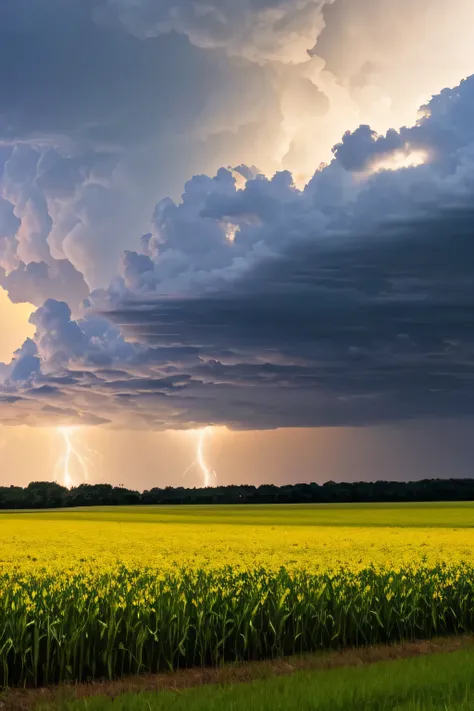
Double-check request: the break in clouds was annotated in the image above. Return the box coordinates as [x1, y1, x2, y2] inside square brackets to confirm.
[0, 0, 473, 430]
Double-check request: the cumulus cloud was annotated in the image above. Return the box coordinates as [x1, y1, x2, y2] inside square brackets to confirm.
[94, 0, 474, 183]
[0, 260, 89, 309]
[114, 166, 309, 295]
[332, 76, 474, 173]
[0, 195, 20, 270]
[278, 0, 474, 179]
[0, 147, 90, 308]
[1, 75, 473, 430]
[0, 0, 285, 301]
[97, 0, 334, 64]
[2, 0, 474, 313]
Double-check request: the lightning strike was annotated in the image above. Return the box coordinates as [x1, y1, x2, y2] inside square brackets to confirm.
[181, 427, 217, 487]
[55, 427, 91, 489]
[197, 427, 216, 487]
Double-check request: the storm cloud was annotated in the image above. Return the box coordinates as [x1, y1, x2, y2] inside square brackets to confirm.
[0, 1, 473, 432]
[1, 0, 473, 304]
[97, 0, 334, 63]
[0, 0, 282, 293]
[1, 72, 473, 430]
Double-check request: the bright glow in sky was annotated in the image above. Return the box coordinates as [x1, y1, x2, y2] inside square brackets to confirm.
[0, 288, 34, 364]
[271, 0, 474, 183]
[369, 150, 428, 175]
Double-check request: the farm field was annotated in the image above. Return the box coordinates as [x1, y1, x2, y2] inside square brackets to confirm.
[1, 503, 474, 687]
[4, 500, 474, 527]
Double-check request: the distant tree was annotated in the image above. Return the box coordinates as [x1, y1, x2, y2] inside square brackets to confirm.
[1, 478, 474, 509]
[24, 481, 67, 509]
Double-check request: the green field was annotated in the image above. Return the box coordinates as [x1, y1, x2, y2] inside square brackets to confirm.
[32, 644, 474, 711]
[4, 500, 474, 527]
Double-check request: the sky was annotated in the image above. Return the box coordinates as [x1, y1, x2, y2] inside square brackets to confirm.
[0, 0, 474, 489]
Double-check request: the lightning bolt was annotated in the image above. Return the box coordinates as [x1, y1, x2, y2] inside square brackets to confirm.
[181, 427, 217, 487]
[55, 427, 91, 489]
[197, 427, 216, 488]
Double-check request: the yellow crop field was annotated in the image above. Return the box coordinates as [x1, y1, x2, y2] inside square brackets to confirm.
[2, 518, 474, 574]
[1, 505, 474, 687]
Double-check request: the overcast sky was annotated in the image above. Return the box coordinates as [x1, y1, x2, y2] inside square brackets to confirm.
[1, 0, 474, 488]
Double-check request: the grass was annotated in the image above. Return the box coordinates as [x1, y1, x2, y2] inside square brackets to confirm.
[3, 501, 474, 527]
[28, 642, 474, 711]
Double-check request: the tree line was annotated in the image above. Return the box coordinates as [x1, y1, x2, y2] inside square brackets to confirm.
[1, 478, 474, 509]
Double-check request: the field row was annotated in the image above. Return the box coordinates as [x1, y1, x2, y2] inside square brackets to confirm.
[2, 564, 474, 686]
[3, 518, 474, 573]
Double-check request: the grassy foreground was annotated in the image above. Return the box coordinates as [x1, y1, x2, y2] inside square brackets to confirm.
[32, 644, 474, 711]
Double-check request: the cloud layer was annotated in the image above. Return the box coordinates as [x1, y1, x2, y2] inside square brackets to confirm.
[97, 0, 334, 63]
[0, 1, 282, 298]
[2, 0, 473, 303]
[1, 73, 473, 430]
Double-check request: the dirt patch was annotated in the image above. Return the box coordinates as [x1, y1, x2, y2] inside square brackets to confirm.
[2, 635, 473, 710]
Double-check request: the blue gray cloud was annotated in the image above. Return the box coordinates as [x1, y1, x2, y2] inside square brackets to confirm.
[96, 0, 334, 63]
[1, 74, 473, 429]
[0, 0, 281, 299]
[1, 0, 472, 307]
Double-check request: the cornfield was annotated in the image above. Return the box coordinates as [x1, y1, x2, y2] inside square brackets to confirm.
[1, 508, 474, 687]
[1, 565, 474, 686]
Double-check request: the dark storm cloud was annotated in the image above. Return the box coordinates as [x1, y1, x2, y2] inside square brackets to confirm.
[0, 0, 281, 295]
[1, 40, 474, 430]
[97, 75, 474, 302]
[1, 0, 472, 307]
[0, 1, 220, 146]
[105, 204, 474, 426]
